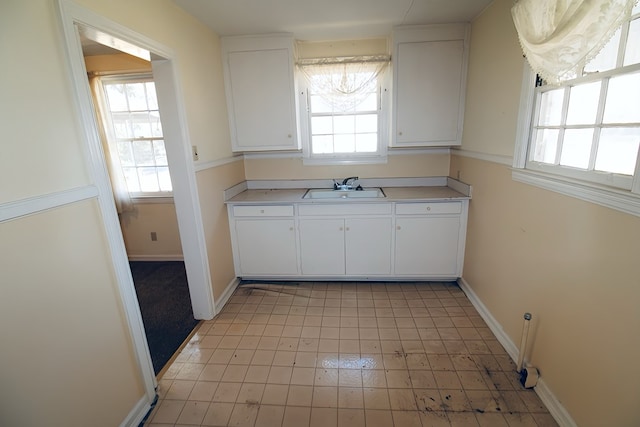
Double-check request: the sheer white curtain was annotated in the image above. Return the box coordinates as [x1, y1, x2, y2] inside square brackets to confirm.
[298, 56, 389, 111]
[89, 75, 133, 214]
[512, 0, 637, 84]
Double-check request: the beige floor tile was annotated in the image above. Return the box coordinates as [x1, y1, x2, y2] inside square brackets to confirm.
[363, 387, 390, 410]
[434, 370, 463, 389]
[267, 366, 293, 384]
[236, 382, 265, 404]
[254, 405, 285, 427]
[385, 370, 412, 388]
[287, 384, 314, 406]
[199, 364, 226, 381]
[150, 400, 186, 424]
[294, 351, 317, 367]
[337, 408, 365, 427]
[201, 402, 234, 426]
[282, 406, 311, 427]
[439, 389, 471, 412]
[316, 353, 339, 368]
[364, 409, 394, 427]
[261, 384, 289, 406]
[388, 388, 417, 410]
[310, 407, 338, 427]
[338, 369, 363, 387]
[244, 365, 270, 383]
[338, 387, 364, 408]
[409, 370, 437, 388]
[251, 350, 276, 366]
[361, 370, 387, 388]
[165, 380, 195, 400]
[188, 381, 218, 401]
[382, 353, 407, 370]
[228, 402, 259, 427]
[392, 410, 422, 426]
[212, 382, 242, 403]
[221, 365, 248, 382]
[272, 351, 296, 366]
[315, 368, 339, 386]
[176, 400, 209, 425]
[312, 386, 338, 407]
[339, 339, 360, 353]
[175, 363, 205, 380]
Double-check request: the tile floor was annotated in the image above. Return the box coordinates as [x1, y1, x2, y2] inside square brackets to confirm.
[145, 281, 558, 427]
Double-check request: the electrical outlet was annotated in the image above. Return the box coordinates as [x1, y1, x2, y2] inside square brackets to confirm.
[150, 232, 157, 241]
[192, 145, 199, 161]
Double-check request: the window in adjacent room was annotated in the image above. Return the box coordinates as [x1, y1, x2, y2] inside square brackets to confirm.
[298, 57, 389, 164]
[100, 75, 172, 195]
[516, 4, 640, 200]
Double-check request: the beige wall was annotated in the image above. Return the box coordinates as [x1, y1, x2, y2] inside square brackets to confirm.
[196, 160, 246, 300]
[244, 153, 450, 180]
[0, 201, 144, 426]
[120, 201, 183, 259]
[0, 0, 234, 424]
[455, 0, 640, 425]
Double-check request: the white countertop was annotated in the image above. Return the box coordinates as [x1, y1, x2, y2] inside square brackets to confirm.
[225, 181, 470, 204]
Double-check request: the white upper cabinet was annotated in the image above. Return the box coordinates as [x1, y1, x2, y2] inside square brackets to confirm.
[221, 35, 300, 152]
[391, 24, 469, 147]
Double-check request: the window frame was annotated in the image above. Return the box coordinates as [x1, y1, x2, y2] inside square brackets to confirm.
[513, 10, 640, 217]
[298, 64, 390, 165]
[99, 73, 173, 198]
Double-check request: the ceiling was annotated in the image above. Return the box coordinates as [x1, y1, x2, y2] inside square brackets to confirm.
[173, 0, 493, 41]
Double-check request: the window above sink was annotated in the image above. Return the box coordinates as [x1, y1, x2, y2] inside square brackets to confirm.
[302, 188, 386, 199]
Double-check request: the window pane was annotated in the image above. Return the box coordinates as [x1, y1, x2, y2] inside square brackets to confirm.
[132, 140, 155, 166]
[311, 116, 332, 135]
[624, 19, 640, 66]
[122, 167, 140, 192]
[532, 128, 559, 163]
[584, 28, 621, 74]
[157, 167, 173, 191]
[355, 133, 377, 152]
[145, 82, 159, 110]
[560, 128, 594, 169]
[595, 128, 640, 175]
[126, 83, 147, 111]
[116, 141, 135, 166]
[138, 167, 159, 192]
[334, 115, 355, 134]
[131, 112, 152, 138]
[356, 114, 378, 133]
[355, 92, 377, 112]
[566, 82, 601, 125]
[603, 72, 640, 123]
[334, 134, 355, 153]
[150, 112, 163, 137]
[111, 113, 132, 138]
[104, 84, 128, 111]
[310, 95, 333, 113]
[311, 135, 333, 154]
[538, 89, 564, 125]
[153, 140, 168, 166]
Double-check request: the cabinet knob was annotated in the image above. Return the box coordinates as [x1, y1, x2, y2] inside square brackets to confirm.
[426, 207, 431, 212]
[345, 227, 350, 231]
[398, 131, 403, 136]
[339, 227, 343, 231]
[260, 209, 265, 214]
[397, 226, 401, 230]
[289, 227, 294, 231]
[287, 134, 292, 138]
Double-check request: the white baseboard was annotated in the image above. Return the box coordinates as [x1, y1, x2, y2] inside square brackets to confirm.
[215, 277, 240, 315]
[457, 277, 577, 427]
[127, 255, 184, 262]
[120, 394, 153, 427]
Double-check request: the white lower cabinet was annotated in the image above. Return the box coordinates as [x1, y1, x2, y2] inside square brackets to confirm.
[394, 202, 464, 277]
[299, 217, 392, 276]
[227, 200, 467, 279]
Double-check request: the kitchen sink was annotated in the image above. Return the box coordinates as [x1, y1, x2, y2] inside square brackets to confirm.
[302, 188, 386, 199]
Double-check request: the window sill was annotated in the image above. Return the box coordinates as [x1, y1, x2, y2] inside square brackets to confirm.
[302, 155, 388, 166]
[512, 168, 640, 217]
[131, 195, 174, 204]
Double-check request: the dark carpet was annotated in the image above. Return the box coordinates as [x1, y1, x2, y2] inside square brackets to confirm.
[129, 261, 199, 375]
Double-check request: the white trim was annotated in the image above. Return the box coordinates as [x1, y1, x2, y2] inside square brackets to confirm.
[131, 196, 174, 204]
[451, 148, 513, 166]
[0, 186, 98, 223]
[215, 277, 241, 314]
[243, 151, 303, 159]
[119, 394, 153, 427]
[56, 0, 157, 406]
[457, 277, 578, 427]
[193, 155, 244, 172]
[127, 255, 184, 262]
[513, 61, 536, 169]
[388, 147, 451, 156]
[535, 378, 579, 427]
[512, 168, 640, 217]
[224, 181, 249, 201]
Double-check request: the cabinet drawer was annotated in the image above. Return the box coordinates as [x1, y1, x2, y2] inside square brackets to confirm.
[396, 202, 461, 215]
[299, 203, 392, 216]
[233, 205, 294, 217]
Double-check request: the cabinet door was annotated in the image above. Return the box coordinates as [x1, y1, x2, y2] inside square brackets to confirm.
[299, 219, 345, 275]
[394, 39, 465, 146]
[345, 218, 392, 275]
[235, 219, 298, 275]
[395, 216, 460, 276]
[226, 47, 298, 151]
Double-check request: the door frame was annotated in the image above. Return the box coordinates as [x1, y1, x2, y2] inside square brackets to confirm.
[56, 0, 215, 423]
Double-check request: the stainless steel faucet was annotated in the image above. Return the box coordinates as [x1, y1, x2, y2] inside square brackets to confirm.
[333, 176, 359, 190]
